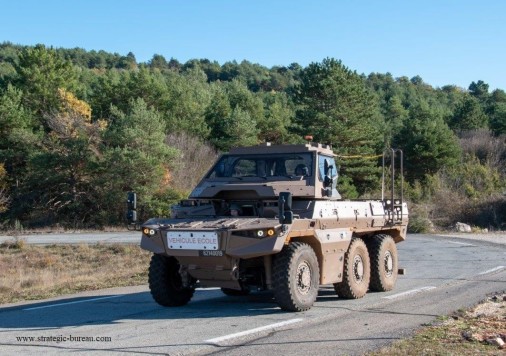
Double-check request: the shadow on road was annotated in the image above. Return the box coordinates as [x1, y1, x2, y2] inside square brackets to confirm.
[0, 289, 289, 329]
[0, 285, 359, 329]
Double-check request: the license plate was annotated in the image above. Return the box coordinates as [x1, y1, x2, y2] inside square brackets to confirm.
[167, 231, 219, 250]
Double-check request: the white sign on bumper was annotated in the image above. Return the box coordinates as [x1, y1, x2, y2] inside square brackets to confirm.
[167, 231, 219, 250]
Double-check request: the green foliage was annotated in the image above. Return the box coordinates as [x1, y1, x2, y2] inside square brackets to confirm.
[162, 68, 211, 137]
[14, 44, 78, 118]
[383, 95, 408, 143]
[294, 58, 385, 195]
[205, 81, 261, 151]
[99, 98, 178, 224]
[407, 205, 433, 233]
[0, 164, 9, 213]
[488, 89, 506, 135]
[395, 102, 461, 182]
[468, 80, 489, 102]
[258, 92, 296, 144]
[439, 155, 504, 200]
[449, 95, 488, 131]
[336, 175, 359, 199]
[0, 85, 40, 190]
[0, 42, 504, 229]
[23, 135, 100, 226]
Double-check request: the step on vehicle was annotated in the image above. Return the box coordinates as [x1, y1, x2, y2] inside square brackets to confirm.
[129, 141, 408, 311]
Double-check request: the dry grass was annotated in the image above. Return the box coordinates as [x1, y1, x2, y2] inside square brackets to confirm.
[0, 241, 151, 304]
[370, 293, 506, 355]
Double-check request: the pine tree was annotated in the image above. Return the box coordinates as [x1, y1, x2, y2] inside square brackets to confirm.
[293, 58, 385, 195]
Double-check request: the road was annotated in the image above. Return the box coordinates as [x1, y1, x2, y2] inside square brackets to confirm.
[0, 234, 505, 355]
[0, 231, 140, 245]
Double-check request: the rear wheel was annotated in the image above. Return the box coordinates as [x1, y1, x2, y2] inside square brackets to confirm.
[334, 238, 370, 299]
[273, 242, 320, 312]
[367, 234, 398, 292]
[148, 254, 195, 306]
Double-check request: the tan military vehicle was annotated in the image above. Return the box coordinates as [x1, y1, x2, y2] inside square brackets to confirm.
[132, 142, 408, 311]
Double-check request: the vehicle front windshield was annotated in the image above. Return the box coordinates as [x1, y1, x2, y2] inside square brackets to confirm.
[207, 153, 313, 179]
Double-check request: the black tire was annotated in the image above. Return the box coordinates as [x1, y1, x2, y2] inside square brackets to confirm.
[367, 234, 398, 292]
[221, 286, 251, 296]
[273, 242, 320, 312]
[148, 254, 195, 306]
[334, 238, 370, 299]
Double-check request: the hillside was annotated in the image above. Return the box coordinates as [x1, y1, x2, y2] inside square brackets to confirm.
[0, 42, 504, 230]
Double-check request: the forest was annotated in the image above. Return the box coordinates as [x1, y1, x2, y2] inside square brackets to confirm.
[0, 42, 504, 231]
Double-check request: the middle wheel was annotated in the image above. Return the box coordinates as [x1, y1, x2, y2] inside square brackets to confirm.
[334, 238, 371, 299]
[273, 242, 320, 312]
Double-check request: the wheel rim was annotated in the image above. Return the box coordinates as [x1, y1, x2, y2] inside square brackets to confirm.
[384, 250, 394, 277]
[297, 261, 312, 295]
[353, 255, 364, 282]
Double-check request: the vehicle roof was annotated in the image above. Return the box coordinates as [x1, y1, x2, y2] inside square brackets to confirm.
[229, 142, 336, 156]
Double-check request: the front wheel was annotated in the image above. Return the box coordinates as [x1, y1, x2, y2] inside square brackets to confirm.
[273, 242, 320, 312]
[367, 234, 398, 292]
[148, 254, 195, 306]
[334, 238, 370, 299]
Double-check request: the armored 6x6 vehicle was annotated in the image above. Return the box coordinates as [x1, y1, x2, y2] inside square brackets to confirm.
[133, 142, 408, 311]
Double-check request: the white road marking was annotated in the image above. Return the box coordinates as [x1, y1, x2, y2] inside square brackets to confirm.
[205, 318, 304, 344]
[383, 287, 436, 300]
[478, 266, 505, 275]
[23, 295, 122, 311]
[196, 287, 221, 290]
[446, 241, 475, 246]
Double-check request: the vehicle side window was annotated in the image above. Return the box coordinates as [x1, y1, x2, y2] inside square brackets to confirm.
[286, 157, 311, 176]
[206, 153, 313, 178]
[318, 155, 337, 180]
[232, 159, 256, 177]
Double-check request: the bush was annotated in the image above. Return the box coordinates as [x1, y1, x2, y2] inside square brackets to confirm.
[165, 131, 218, 192]
[407, 204, 434, 233]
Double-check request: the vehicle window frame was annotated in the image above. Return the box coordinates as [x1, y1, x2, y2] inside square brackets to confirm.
[206, 153, 313, 179]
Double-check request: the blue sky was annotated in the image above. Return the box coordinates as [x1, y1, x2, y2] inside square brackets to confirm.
[1, 0, 505, 90]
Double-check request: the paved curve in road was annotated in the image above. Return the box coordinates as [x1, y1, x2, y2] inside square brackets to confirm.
[0, 234, 505, 355]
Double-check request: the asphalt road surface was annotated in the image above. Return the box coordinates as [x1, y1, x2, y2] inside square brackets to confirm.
[0, 234, 505, 355]
[0, 231, 140, 245]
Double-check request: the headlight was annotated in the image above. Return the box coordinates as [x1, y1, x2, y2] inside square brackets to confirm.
[235, 228, 278, 239]
[143, 228, 157, 236]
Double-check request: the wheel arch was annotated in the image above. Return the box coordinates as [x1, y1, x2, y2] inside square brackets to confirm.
[288, 229, 351, 285]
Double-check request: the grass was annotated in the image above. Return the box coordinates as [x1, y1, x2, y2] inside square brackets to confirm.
[0, 239, 151, 304]
[369, 293, 506, 355]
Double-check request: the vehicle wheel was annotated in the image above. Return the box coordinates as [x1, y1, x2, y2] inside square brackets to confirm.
[148, 254, 195, 306]
[334, 238, 370, 299]
[273, 242, 320, 312]
[221, 286, 250, 296]
[367, 234, 398, 292]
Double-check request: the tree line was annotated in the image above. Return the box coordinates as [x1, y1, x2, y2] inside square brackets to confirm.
[0, 42, 504, 230]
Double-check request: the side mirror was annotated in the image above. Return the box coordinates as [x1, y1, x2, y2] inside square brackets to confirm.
[127, 209, 137, 223]
[323, 164, 334, 188]
[127, 191, 136, 210]
[127, 192, 137, 223]
[278, 192, 293, 224]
